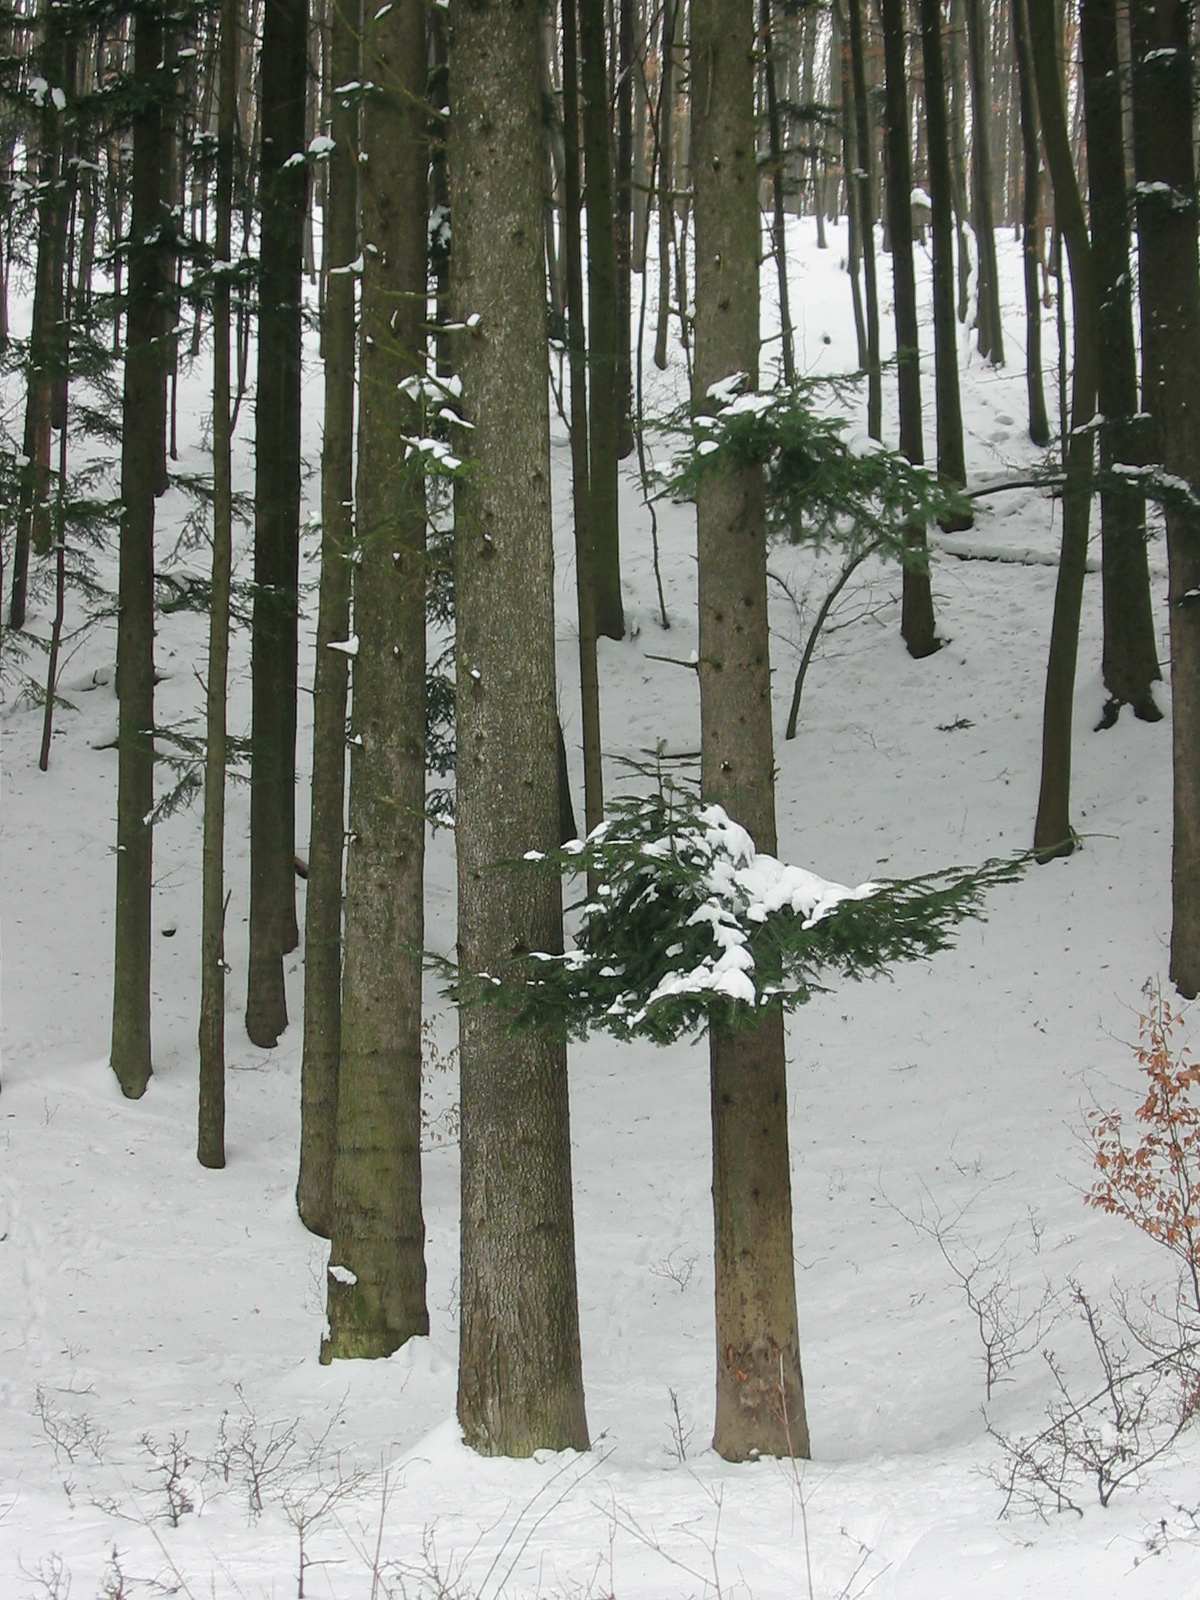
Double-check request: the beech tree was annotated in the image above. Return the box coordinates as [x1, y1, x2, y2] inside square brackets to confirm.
[691, 0, 810, 1461]
[449, 0, 589, 1456]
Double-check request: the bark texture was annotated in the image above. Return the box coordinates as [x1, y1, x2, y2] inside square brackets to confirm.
[691, 0, 810, 1463]
[111, 5, 164, 1100]
[297, 0, 358, 1238]
[1013, 0, 1050, 445]
[246, 0, 308, 1046]
[847, 0, 881, 437]
[1080, 0, 1161, 721]
[450, 0, 589, 1456]
[1129, 0, 1200, 993]
[323, 0, 429, 1360]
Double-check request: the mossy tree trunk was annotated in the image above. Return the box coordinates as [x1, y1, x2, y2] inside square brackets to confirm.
[297, 0, 359, 1235]
[449, 0, 590, 1457]
[691, 0, 810, 1464]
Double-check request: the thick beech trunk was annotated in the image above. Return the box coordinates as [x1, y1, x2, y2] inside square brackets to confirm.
[691, 0, 810, 1463]
[449, 0, 589, 1457]
[297, 0, 358, 1233]
[1129, 0, 1200, 993]
[246, 0, 308, 1046]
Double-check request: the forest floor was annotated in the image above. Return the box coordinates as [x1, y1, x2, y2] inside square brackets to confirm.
[3, 219, 1200, 1598]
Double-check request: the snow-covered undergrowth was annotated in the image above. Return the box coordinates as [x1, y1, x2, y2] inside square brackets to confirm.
[3, 217, 1199, 1596]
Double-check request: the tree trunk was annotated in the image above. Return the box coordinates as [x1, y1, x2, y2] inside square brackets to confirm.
[1028, 0, 1100, 860]
[1129, 0, 1200, 993]
[691, 0, 810, 1463]
[449, 0, 590, 1457]
[111, 5, 164, 1101]
[1013, 0, 1051, 445]
[847, 0, 882, 438]
[199, 0, 239, 1170]
[616, 0, 634, 456]
[297, 0, 358, 1234]
[920, 0, 973, 530]
[881, 0, 939, 655]
[947, 0, 973, 323]
[579, 0, 624, 640]
[653, 0, 677, 371]
[562, 0, 605, 846]
[761, 0, 796, 387]
[836, 0, 869, 370]
[246, 0, 308, 1046]
[9, 11, 75, 628]
[1080, 0, 1161, 721]
[966, 0, 1005, 361]
[323, 0, 429, 1358]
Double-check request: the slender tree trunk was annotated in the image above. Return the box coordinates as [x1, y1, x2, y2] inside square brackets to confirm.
[111, 4, 164, 1101]
[323, 0, 429, 1357]
[246, 0, 308, 1046]
[761, 0, 796, 386]
[616, 0, 634, 456]
[692, 0, 810, 1463]
[836, 0, 869, 370]
[947, 0, 973, 323]
[882, 0, 939, 655]
[847, 0, 882, 438]
[1013, 0, 1050, 444]
[562, 0, 604, 845]
[920, 0, 973, 530]
[654, 0, 677, 371]
[966, 0, 1005, 360]
[450, 0, 590, 1457]
[1028, 0, 1100, 859]
[429, 11, 451, 377]
[9, 12, 74, 628]
[199, 0, 239, 1171]
[1080, 0, 1161, 720]
[1129, 0, 1200, 993]
[297, 0, 358, 1234]
[580, 0, 624, 639]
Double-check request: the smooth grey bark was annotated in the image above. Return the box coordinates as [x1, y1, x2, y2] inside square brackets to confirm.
[323, 0, 429, 1357]
[1013, 0, 1051, 445]
[297, 0, 358, 1234]
[847, 0, 881, 438]
[692, 0, 810, 1463]
[449, 0, 589, 1457]
[965, 0, 1004, 361]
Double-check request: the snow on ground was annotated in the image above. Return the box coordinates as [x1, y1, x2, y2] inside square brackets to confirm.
[3, 215, 1199, 1597]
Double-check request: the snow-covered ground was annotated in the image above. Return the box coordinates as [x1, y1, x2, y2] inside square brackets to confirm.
[3, 214, 1199, 1597]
